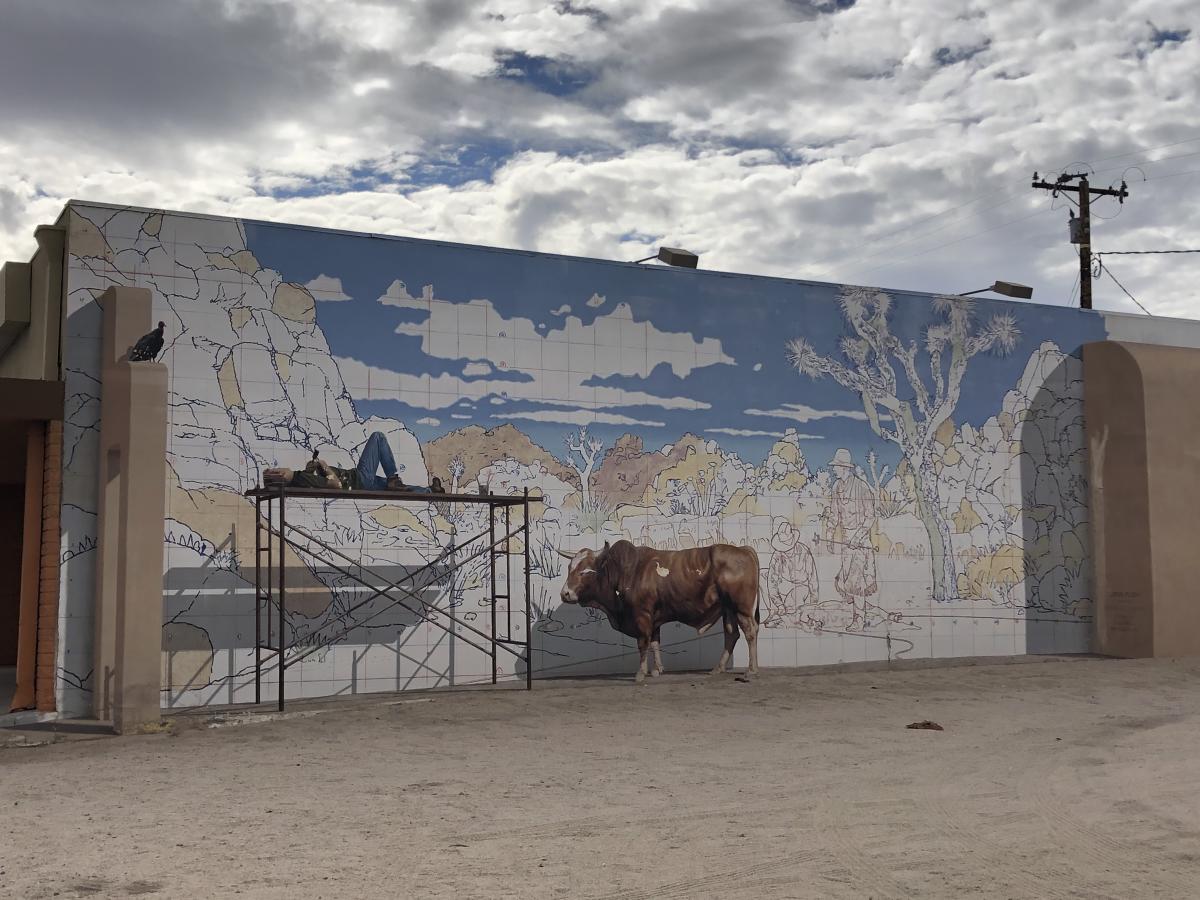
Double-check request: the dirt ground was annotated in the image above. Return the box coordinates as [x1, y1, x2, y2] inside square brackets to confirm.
[3, 656, 1200, 899]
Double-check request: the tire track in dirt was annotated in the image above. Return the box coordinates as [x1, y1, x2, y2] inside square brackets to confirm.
[588, 850, 823, 900]
[921, 781, 1091, 900]
[817, 796, 920, 899]
[457, 798, 815, 844]
[1016, 765, 1198, 897]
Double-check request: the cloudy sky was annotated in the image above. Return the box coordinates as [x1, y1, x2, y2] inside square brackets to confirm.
[2, 0, 1198, 316]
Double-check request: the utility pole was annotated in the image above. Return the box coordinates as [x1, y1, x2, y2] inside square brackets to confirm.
[1032, 172, 1128, 310]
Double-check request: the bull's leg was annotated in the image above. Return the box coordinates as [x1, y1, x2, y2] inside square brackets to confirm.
[650, 627, 664, 676]
[710, 610, 739, 674]
[738, 611, 760, 676]
[635, 635, 651, 684]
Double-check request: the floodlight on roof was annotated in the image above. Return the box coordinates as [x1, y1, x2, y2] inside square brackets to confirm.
[632, 246, 699, 268]
[958, 280, 1033, 300]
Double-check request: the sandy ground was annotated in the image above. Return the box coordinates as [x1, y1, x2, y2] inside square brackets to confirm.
[3, 656, 1200, 899]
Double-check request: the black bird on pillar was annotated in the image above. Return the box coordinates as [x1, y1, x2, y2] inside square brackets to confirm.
[129, 321, 166, 361]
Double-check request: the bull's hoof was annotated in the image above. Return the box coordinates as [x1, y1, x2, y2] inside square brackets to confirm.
[635, 671, 646, 684]
[709, 666, 725, 676]
[650, 668, 663, 677]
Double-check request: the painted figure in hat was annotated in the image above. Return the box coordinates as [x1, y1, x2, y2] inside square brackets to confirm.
[828, 448, 878, 624]
[764, 518, 819, 628]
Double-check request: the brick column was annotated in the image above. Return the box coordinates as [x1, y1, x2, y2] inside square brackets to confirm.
[35, 420, 62, 712]
[92, 287, 168, 731]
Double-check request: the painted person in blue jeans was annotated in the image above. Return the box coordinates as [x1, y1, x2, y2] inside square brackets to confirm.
[328, 432, 431, 492]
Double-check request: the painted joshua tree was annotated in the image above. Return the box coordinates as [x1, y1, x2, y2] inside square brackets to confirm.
[564, 426, 604, 516]
[787, 287, 1020, 602]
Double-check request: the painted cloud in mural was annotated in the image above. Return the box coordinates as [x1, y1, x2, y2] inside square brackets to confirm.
[345, 279, 728, 416]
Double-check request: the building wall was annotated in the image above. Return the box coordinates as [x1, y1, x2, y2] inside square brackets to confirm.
[52, 201, 1200, 713]
[0, 223, 64, 383]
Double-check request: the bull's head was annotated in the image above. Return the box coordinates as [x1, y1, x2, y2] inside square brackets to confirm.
[557, 542, 610, 606]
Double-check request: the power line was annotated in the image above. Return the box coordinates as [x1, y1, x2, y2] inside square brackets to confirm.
[1146, 167, 1200, 182]
[1090, 147, 1200, 179]
[858, 198, 1055, 275]
[810, 134, 1200, 279]
[805, 187, 1023, 276]
[1097, 248, 1200, 256]
[1058, 134, 1200, 170]
[1098, 260, 1151, 315]
[830, 192, 1025, 272]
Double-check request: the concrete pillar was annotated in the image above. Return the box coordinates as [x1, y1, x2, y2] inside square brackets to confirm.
[92, 286, 167, 731]
[1084, 340, 1200, 659]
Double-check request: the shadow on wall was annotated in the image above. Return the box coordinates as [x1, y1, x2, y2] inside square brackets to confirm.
[525, 602, 729, 680]
[162, 560, 734, 698]
[1020, 352, 1095, 654]
[162, 562, 454, 693]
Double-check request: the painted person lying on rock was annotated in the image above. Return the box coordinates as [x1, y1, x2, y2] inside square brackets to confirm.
[265, 431, 441, 493]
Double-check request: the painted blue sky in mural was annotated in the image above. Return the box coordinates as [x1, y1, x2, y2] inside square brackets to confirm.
[245, 221, 1106, 469]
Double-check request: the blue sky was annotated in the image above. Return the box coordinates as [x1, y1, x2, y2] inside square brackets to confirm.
[245, 219, 1106, 469]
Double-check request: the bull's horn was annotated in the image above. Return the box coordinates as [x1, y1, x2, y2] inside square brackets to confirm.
[555, 548, 576, 559]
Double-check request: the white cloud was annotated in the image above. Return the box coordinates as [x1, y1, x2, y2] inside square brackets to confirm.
[416, 416, 440, 426]
[586, 293, 606, 308]
[753, 363, 763, 372]
[706, 427, 781, 437]
[1, 1, 1197, 319]
[351, 77, 391, 98]
[550, 304, 571, 316]
[495, 410, 665, 427]
[463, 361, 493, 376]
[746, 402, 867, 423]
[451, 414, 472, 420]
[305, 274, 351, 301]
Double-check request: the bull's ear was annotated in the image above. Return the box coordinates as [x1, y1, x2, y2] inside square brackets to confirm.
[603, 541, 610, 551]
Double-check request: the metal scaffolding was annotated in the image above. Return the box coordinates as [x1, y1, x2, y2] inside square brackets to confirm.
[244, 485, 540, 711]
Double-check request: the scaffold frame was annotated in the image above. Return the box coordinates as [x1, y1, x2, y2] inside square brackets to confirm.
[244, 485, 540, 711]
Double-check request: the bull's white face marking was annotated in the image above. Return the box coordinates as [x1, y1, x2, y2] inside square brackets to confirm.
[561, 550, 598, 605]
[656, 564, 670, 577]
[567, 550, 590, 574]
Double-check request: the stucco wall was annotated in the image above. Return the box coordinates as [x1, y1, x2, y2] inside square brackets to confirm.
[1085, 340, 1200, 659]
[54, 200, 1199, 712]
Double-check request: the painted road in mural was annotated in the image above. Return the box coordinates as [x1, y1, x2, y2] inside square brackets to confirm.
[59, 203, 1106, 711]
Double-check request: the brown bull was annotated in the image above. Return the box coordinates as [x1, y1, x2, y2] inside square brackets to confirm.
[558, 539, 760, 683]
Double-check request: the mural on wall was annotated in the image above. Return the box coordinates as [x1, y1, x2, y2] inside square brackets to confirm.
[56, 202, 1106, 713]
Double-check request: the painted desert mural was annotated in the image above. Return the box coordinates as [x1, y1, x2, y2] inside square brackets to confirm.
[56, 202, 1105, 712]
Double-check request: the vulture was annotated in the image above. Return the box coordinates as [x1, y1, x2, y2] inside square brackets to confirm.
[129, 322, 166, 361]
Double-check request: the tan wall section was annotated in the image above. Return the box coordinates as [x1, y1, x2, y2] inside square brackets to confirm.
[0, 225, 65, 382]
[91, 287, 168, 730]
[1085, 340, 1200, 658]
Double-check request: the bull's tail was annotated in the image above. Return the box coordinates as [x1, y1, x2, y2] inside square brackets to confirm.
[754, 568, 761, 625]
